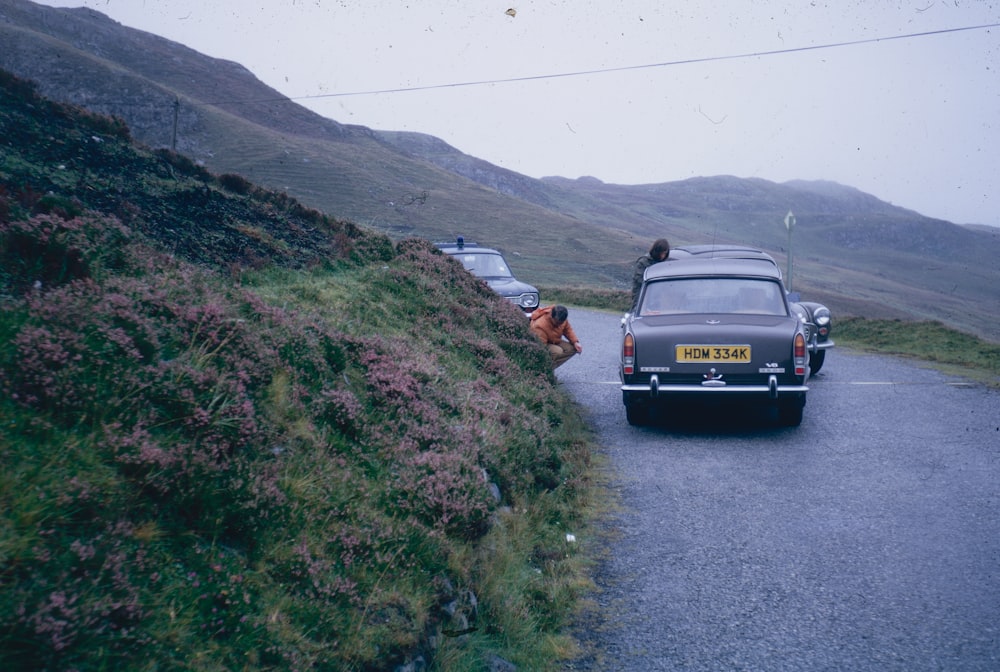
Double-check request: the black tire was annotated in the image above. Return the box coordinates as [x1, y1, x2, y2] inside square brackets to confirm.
[810, 350, 826, 374]
[624, 394, 649, 426]
[778, 397, 804, 427]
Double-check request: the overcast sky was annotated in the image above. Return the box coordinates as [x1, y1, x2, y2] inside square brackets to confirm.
[37, 1, 1000, 227]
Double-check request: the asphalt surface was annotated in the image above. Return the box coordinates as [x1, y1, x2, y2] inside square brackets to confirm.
[557, 308, 1000, 672]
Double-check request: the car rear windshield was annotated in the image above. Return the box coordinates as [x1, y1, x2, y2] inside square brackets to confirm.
[455, 252, 512, 278]
[639, 277, 787, 316]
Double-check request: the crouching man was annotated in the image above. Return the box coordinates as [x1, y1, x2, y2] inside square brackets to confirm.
[529, 304, 583, 369]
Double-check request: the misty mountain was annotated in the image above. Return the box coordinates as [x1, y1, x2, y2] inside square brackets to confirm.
[2, 0, 997, 340]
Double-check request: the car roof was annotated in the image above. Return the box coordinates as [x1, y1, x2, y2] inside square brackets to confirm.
[646, 255, 783, 281]
[670, 244, 778, 264]
[435, 237, 502, 256]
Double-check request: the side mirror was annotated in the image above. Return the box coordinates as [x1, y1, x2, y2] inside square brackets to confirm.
[786, 291, 801, 303]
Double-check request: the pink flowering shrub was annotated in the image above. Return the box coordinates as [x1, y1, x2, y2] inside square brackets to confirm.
[6, 520, 151, 667]
[358, 338, 494, 537]
[390, 443, 494, 538]
[315, 385, 364, 436]
[1, 213, 131, 291]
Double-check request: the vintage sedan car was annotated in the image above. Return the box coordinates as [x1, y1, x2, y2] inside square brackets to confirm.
[621, 254, 810, 426]
[669, 245, 834, 373]
[437, 237, 540, 313]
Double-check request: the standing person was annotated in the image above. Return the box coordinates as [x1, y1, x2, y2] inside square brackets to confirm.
[529, 305, 582, 369]
[631, 238, 671, 309]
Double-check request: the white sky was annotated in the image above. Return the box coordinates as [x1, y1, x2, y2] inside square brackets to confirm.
[36, 1, 1000, 226]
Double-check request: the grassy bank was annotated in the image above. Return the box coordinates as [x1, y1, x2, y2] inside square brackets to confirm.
[0, 219, 602, 670]
[835, 317, 1000, 388]
[0, 71, 602, 671]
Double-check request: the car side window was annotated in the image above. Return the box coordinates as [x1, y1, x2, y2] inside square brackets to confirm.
[458, 254, 480, 274]
[487, 255, 510, 276]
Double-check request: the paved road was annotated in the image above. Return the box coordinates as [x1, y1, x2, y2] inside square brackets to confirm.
[557, 308, 1000, 671]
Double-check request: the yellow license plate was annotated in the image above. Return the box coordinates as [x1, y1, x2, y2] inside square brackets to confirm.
[675, 345, 751, 363]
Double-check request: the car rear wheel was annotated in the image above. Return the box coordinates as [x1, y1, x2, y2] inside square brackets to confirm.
[777, 396, 805, 427]
[810, 350, 826, 374]
[623, 393, 649, 426]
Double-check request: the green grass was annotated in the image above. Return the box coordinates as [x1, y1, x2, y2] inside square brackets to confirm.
[537, 285, 632, 314]
[835, 317, 1000, 387]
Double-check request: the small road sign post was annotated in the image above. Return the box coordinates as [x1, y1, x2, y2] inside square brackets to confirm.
[784, 210, 796, 292]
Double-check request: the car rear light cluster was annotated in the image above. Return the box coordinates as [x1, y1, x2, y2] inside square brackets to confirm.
[623, 333, 635, 375]
[794, 333, 807, 376]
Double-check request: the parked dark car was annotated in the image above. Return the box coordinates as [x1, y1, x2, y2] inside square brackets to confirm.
[670, 245, 834, 373]
[436, 237, 539, 313]
[620, 253, 810, 427]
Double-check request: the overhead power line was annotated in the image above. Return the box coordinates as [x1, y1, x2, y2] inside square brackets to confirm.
[196, 22, 999, 108]
[285, 22, 1000, 102]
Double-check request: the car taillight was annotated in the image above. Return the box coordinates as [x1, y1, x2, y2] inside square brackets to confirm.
[794, 332, 807, 375]
[623, 333, 635, 375]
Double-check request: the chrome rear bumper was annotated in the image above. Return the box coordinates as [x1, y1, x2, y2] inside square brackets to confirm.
[622, 374, 808, 400]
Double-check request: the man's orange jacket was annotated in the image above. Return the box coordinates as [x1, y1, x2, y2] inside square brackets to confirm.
[529, 306, 580, 346]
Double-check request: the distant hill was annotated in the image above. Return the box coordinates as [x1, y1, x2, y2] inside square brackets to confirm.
[2, 0, 998, 340]
[0, 0, 638, 288]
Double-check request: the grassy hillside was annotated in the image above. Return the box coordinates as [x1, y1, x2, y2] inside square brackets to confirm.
[0, 71, 599, 670]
